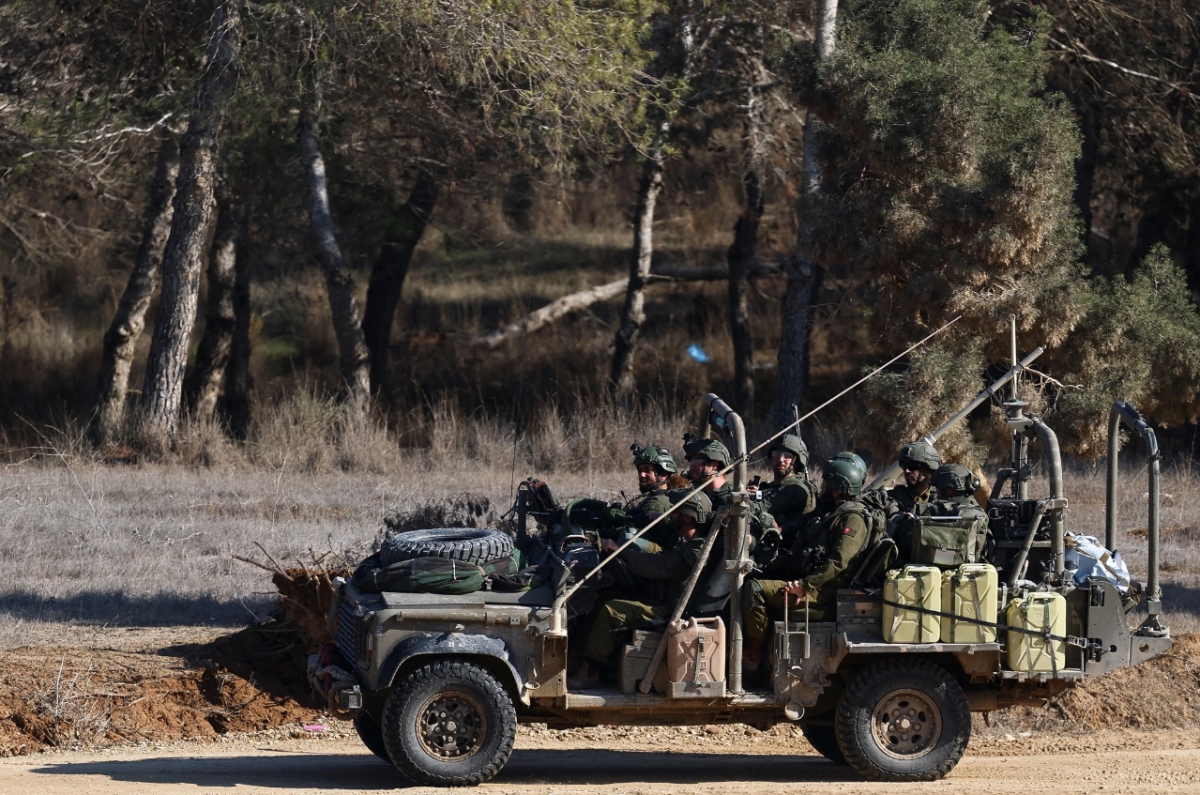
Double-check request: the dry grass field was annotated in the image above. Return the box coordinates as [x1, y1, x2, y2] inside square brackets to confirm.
[1, 411, 1197, 641]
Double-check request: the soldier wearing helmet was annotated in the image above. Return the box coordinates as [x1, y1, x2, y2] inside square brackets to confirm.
[891, 440, 942, 514]
[749, 434, 817, 546]
[624, 444, 677, 539]
[684, 437, 734, 509]
[915, 463, 990, 563]
[740, 455, 872, 673]
[573, 491, 715, 688]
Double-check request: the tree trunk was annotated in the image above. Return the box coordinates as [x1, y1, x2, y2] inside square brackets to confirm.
[140, 0, 242, 439]
[92, 130, 180, 445]
[186, 187, 240, 420]
[221, 207, 253, 440]
[362, 169, 439, 396]
[769, 0, 838, 432]
[728, 169, 763, 414]
[300, 79, 372, 417]
[611, 144, 666, 401]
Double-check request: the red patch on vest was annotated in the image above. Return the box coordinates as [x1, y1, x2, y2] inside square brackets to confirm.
[842, 525, 854, 535]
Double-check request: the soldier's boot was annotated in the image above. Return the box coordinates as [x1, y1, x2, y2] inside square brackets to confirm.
[742, 637, 765, 674]
[568, 660, 601, 690]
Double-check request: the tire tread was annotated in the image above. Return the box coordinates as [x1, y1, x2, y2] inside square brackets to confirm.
[382, 659, 517, 786]
[834, 658, 970, 782]
[380, 528, 513, 567]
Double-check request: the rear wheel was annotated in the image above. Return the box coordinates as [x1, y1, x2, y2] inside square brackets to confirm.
[353, 713, 390, 763]
[835, 658, 970, 781]
[799, 718, 847, 764]
[382, 659, 517, 786]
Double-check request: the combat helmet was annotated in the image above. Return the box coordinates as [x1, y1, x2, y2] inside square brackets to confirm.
[931, 463, 980, 497]
[770, 434, 809, 470]
[833, 451, 867, 479]
[684, 437, 732, 468]
[822, 455, 866, 497]
[667, 489, 713, 526]
[899, 440, 942, 472]
[631, 443, 677, 475]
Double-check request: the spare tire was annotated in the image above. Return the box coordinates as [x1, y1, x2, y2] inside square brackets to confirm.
[380, 528, 513, 567]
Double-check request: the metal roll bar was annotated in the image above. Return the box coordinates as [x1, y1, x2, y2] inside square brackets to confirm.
[1107, 401, 1165, 635]
[702, 393, 750, 694]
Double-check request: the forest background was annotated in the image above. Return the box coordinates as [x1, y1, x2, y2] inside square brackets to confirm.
[1, 0, 1198, 474]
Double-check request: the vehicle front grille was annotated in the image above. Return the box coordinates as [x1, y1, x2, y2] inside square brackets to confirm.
[336, 599, 365, 664]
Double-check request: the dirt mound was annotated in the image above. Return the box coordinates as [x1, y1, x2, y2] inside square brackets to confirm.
[985, 633, 1200, 733]
[0, 645, 319, 756]
[0, 564, 351, 757]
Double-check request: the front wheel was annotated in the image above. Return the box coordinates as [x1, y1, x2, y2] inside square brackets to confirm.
[382, 659, 517, 786]
[835, 658, 970, 781]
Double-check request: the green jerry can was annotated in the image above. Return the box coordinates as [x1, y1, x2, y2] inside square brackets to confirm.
[940, 563, 998, 643]
[883, 565, 941, 643]
[1006, 591, 1067, 673]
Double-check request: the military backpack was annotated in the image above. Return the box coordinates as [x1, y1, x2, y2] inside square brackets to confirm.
[911, 501, 990, 568]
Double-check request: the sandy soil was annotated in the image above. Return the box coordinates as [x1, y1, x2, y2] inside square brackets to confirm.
[3, 727, 1200, 795]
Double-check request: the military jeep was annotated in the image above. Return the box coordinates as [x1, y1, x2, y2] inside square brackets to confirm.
[318, 377, 1172, 786]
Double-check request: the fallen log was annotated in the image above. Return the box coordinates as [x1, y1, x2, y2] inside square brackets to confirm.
[472, 261, 781, 349]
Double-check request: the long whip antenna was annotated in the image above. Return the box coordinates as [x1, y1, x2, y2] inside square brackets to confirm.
[555, 316, 961, 607]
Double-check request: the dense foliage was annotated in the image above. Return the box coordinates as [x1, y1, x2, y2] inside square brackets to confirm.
[0, 0, 1198, 458]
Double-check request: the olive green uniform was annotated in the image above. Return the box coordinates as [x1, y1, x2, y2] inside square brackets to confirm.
[761, 473, 817, 547]
[887, 484, 933, 516]
[886, 484, 933, 561]
[743, 501, 870, 639]
[623, 490, 673, 550]
[582, 536, 707, 665]
[707, 481, 734, 509]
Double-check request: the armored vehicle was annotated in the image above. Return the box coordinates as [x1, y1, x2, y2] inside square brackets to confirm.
[316, 351, 1171, 785]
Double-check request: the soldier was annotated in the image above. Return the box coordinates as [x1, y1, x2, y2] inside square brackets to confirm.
[890, 440, 942, 513]
[748, 434, 817, 547]
[623, 444, 677, 548]
[570, 491, 714, 689]
[684, 437, 734, 509]
[741, 456, 872, 673]
[888, 440, 942, 558]
[916, 463, 990, 563]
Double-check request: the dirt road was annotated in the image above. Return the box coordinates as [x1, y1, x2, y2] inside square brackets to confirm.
[4, 728, 1200, 795]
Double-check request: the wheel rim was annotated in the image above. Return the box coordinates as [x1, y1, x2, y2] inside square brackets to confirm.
[416, 690, 488, 761]
[870, 688, 942, 760]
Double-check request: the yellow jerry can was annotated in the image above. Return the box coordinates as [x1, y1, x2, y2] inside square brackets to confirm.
[1006, 591, 1067, 673]
[940, 563, 998, 643]
[883, 565, 941, 643]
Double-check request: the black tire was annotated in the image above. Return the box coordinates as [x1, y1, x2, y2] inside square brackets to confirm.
[835, 658, 970, 782]
[380, 528, 513, 567]
[353, 713, 391, 764]
[800, 719, 847, 765]
[382, 659, 517, 786]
